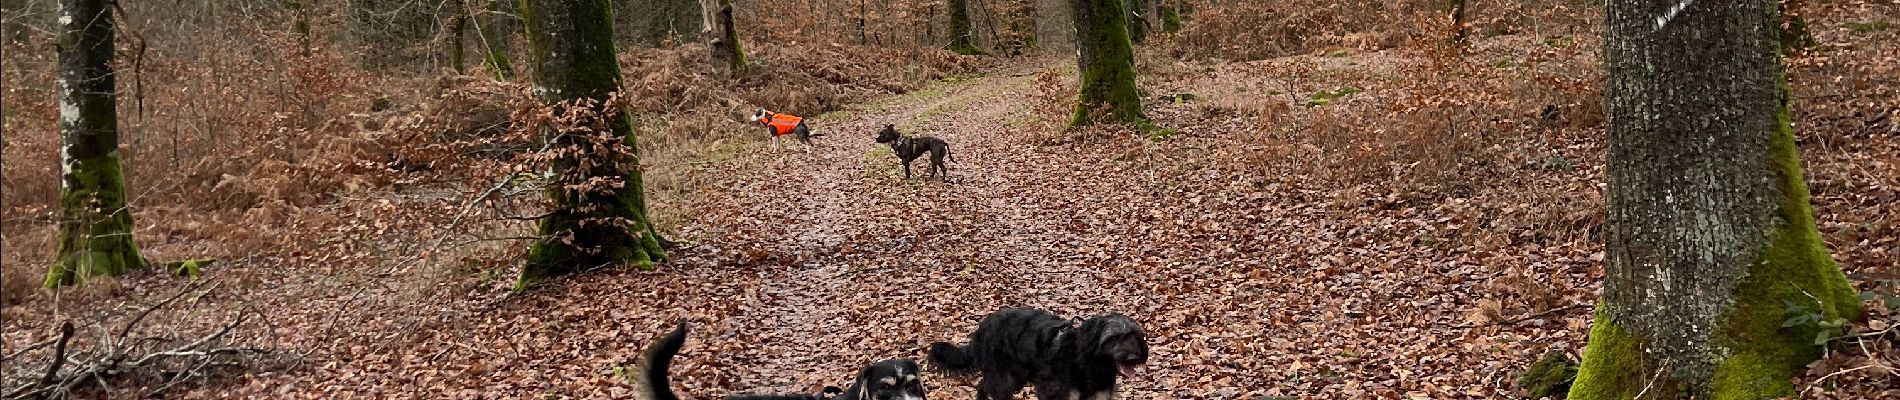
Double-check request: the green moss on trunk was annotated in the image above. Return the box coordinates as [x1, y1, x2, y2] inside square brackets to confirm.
[1705, 86, 1860, 400]
[1569, 305, 1674, 399]
[1069, 0, 1146, 127]
[47, 0, 146, 287]
[946, 0, 981, 55]
[1125, 0, 1148, 44]
[515, 0, 666, 290]
[706, 0, 746, 74]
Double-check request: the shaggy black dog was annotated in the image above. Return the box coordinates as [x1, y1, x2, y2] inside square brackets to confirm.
[874, 124, 955, 179]
[637, 322, 927, 400]
[927, 309, 1148, 400]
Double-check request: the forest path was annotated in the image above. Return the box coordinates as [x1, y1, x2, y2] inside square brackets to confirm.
[669, 64, 1157, 397]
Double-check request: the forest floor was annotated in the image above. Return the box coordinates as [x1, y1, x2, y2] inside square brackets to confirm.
[4, 31, 1897, 399]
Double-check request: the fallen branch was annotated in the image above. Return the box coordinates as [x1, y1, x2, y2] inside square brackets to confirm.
[2, 281, 269, 400]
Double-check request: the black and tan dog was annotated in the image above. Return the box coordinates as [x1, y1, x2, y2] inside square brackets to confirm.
[636, 322, 928, 400]
[874, 124, 955, 179]
[927, 309, 1148, 400]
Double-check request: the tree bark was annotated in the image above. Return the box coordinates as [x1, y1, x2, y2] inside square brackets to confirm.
[1068, 0, 1144, 126]
[48, 0, 147, 287]
[1569, 0, 1862, 398]
[516, 0, 666, 289]
[701, 0, 745, 75]
[946, 0, 980, 54]
[1123, 0, 1148, 44]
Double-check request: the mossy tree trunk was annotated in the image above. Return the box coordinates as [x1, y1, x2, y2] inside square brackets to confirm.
[946, 0, 981, 54]
[1123, 0, 1149, 44]
[1068, 0, 1144, 126]
[515, 0, 666, 289]
[48, 0, 147, 287]
[478, 0, 516, 79]
[700, 0, 745, 75]
[1569, 0, 1862, 398]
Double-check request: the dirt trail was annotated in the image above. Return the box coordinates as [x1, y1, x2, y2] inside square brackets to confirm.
[672, 64, 1162, 396]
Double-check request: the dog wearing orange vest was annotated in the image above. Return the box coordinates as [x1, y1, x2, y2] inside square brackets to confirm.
[751, 108, 822, 152]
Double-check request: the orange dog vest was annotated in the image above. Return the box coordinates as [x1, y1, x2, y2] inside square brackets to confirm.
[758, 112, 804, 136]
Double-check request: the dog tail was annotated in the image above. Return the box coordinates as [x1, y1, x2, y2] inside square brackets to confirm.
[947, 148, 958, 163]
[635, 321, 691, 400]
[927, 342, 979, 376]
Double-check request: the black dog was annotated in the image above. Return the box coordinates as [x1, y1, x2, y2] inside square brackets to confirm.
[874, 124, 955, 179]
[927, 309, 1148, 400]
[637, 322, 928, 400]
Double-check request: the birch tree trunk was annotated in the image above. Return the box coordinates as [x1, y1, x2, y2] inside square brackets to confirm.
[47, 0, 147, 286]
[1069, 0, 1144, 126]
[516, 0, 666, 289]
[1569, 0, 1862, 398]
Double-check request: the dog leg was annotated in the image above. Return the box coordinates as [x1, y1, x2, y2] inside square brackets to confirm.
[976, 375, 1023, 400]
[901, 160, 914, 179]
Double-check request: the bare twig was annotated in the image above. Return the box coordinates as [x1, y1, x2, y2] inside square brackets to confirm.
[3, 282, 267, 399]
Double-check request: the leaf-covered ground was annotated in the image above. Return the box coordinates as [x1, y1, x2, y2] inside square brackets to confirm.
[4, 32, 1896, 399]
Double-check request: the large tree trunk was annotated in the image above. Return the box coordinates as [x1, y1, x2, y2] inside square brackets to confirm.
[516, 0, 666, 289]
[476, 0, 515, 79]
[701, 0, 745, 75]
[1068, 0, 1144, 126]
[1569, 0, 1862, 398]
[47, 0, 147, 287]
[946, 0, 980, 54]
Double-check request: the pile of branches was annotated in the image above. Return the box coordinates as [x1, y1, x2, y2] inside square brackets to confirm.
[2, 281, 272, 399]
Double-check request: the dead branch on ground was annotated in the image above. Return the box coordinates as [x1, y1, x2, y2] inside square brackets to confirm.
[2, 280, 271, 399]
